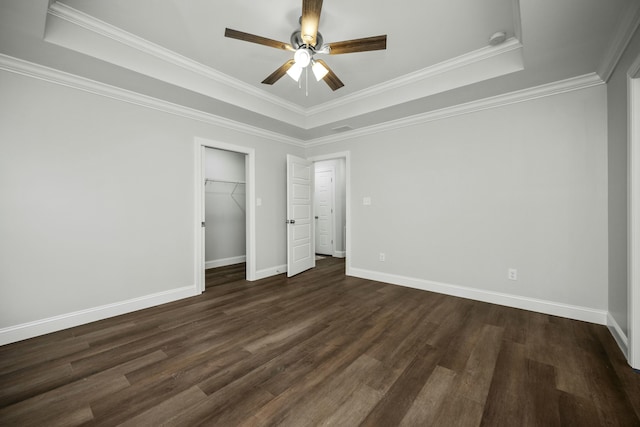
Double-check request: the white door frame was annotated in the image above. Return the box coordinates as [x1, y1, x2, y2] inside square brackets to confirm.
[307, 151, 351, 275]
[628, 54, 640, 369]
[194, 137, 256, 292]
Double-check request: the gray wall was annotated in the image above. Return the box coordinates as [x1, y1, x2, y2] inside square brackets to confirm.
[607, 28, 640, 337]
[0, 70, 303, 332]
[309, 85, 609, 312]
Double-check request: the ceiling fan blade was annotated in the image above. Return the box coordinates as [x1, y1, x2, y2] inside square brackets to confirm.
[315, 59, 344, 91]
[329, 35, 387, 55]
[262, 60, 296, 85]
[225, 28, 294, 51]
[301, 0, 323, 46]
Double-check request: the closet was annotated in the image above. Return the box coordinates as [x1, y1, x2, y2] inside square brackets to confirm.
[204, 148, 246, 269]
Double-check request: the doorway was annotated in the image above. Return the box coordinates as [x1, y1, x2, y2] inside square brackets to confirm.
[308, 152, 350, 275]
[194, 137, 256, 292]
[204, 148, 246, 285]
[314, 159, 346, 259]
[314, 164, 334, 256]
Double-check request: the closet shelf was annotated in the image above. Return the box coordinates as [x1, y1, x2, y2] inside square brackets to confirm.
[205, 179, 245, 185]
[205, 179, 245, 213]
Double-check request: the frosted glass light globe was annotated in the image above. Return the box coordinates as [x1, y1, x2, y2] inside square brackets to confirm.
[293, 49, 311, 68]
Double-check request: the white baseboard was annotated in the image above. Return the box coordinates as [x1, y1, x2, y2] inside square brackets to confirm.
[333, 251, 346, 258]
[349, 267, 608, 325]
[205, 255, 246, 269]
[607, 313, 629, 358]
[0, 285, 199, 346]
[255, 264, 287, 280]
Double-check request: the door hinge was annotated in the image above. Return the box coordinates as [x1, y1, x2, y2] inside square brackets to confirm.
[201, 221, 206, 227]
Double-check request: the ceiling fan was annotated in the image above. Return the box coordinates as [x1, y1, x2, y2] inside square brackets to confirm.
[224, 0, 387, 91]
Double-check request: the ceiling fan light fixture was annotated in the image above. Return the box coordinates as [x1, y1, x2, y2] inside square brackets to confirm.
[293, 48, 312, 67]
[311, 60, 328, 81]
[286, 62, 304, 81]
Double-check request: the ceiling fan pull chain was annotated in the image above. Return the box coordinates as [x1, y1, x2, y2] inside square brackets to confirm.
[305, 67, 309, 96]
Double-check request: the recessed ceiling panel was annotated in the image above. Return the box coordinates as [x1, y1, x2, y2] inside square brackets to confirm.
[59, 0, 517, 107]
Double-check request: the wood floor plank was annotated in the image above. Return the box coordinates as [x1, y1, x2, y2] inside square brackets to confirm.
[0, 257, 639, 425]
[399, 365, 458, 426]
[479, 340, 528, 426]
[433, 394, 485, 427]
[163, 382, 275, 426]
[557, 389, 602, 426]
[274, 354, 385, 426]
[0, 373, 127, 425]
[455, 323, 504, 405]
[580, 338, 640, 426]
[481, 342, 563, 426]
[359, 342, 443, 426]
[0, 362, 74, 407]
[0, 336, 89, 374]
[247, 298, 409, 424]
[118, 385, 208, 427]
[319, 383, 383, 427]
[591, 324, 640, 421]
[522, 358, 562, 426]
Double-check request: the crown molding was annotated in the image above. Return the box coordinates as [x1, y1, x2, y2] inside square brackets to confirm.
[0, 54, 305, 147]
[307, 73, 604, 147]
[0, 53, 603, 149]
[46, 2, 304, 117]
[306, 38, 523, 117]
[597, 1, 640, 82]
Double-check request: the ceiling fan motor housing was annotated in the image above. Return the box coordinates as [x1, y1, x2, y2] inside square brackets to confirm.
[291, 30, 323, 50]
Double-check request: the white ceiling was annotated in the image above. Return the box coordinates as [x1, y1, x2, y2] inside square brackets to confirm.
[0, 0, 637, 142]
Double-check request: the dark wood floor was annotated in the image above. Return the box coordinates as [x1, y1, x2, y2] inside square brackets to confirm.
[1, 257, 639, 426]
[205, 262, 246, 289]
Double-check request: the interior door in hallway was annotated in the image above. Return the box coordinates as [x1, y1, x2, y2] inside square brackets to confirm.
[314, 167, 334, 256]
[286, 154, 315, 277]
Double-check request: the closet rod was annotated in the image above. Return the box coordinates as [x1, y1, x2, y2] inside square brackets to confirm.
[205, 179, 246, 185]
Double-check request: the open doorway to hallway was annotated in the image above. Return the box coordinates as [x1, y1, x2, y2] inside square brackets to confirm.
[314, 158, 346, 260]
[308, 151, 351, 277]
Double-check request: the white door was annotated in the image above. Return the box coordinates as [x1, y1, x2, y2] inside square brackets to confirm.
[287, 155, 315, 277]
[315, 167, 334, 256]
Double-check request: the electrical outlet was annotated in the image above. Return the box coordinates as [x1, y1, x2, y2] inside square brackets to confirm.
[379, 253, 386, 262]
[508, 268, 518, 281]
